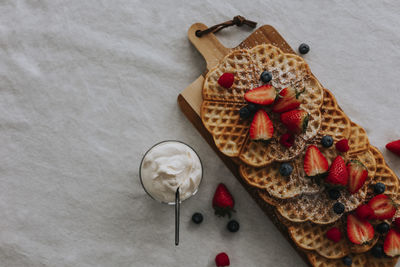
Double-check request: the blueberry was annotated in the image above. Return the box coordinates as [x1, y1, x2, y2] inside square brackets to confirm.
[328, 189, 341, 200]
[191, 212, 203, 224]
[371, 244, 384, 258]
[247, 103, 258, 113]
[374, 183, 385, 194]
[321, 135, 334, 148]
[298, 43, 310, 54]
[342, 256, 352, 266]
[279, 163, 293, 176]
[260, 71, 272, 83]
[333, 202, 345, 214]
[239, 106, 251, 119]
[376, 222, 390, 234]
[227, 220, 240, 233]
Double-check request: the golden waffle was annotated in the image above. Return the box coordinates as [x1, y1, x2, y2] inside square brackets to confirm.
[201, 101, 249, 157]
[306, 250, 398, 267]
[262, 148, 374, 224]
[239, 162, 320, 199]
[239, 136, 375, 201]
[367, 146, 399, 200]
[319, 89, 351, 141]
[249, 44, 311, 91]
[239, 76, 323, 166]
[300, 77, 323, 141]
[348, 121, 370, 155]
[288, 219, 378, 259]
[202, 44, 322, 165]
[202, 49, 256, 103]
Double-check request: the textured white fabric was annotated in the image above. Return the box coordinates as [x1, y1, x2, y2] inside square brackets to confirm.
[1, 0, 400, 266]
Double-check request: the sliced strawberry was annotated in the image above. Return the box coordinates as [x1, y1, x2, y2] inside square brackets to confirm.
[212, 183, 235, 218]
[217, 73, 234, 88]
[303, 145, 329, 178]
[244, 85, 276, 105]
[386, 140, 400, 157]
[347, 214, 375, 245]
[384, 229, 400, 257]
[368, 194, 396, 220]
[280, 109, 309, 134]
[272, 86, 304, 113]
[249, 110, 274, 141]
[347, 160, 368, 194]
[326, 156, 348, 186]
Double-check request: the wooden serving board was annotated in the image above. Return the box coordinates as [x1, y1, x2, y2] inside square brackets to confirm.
[178, 23, 313, 267]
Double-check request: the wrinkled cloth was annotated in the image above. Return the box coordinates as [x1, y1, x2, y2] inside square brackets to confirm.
[0, 0, 399, 266]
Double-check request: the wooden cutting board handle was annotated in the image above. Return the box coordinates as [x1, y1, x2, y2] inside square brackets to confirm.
[188, 23, 230, 71]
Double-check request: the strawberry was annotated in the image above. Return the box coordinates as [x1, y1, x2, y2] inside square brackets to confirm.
[217, 73, 234, 88]
[368, 194, 396, 220]
[347, 214, 375, 245]
[280, 133, 295, 147]
[215, 252, 230, 266]
[326, 156, 348, 186]
[384, 229, 400, 257]
[212, 183, 235, 218]
[326, 227, 342, 243]
[347, 160, 368, 194]
[394, 218, 400, 231]
[386, 140, 400, 157]
[244, 85, 276, 105]
[280, 109, 309, 134]
[272, 86, 304, 113]
[303, 145, 329, 178]
[355, 204, 374, 220]
[336, 139, 350, 152]
[249, 110, 274, 141]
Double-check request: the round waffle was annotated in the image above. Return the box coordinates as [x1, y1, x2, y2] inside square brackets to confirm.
[288, 219, 378, 259]
[306, 250, 398, 267]
[201, 101, 249, 157]
[202, 49, 257, 103]
[256, 148, 375, 224]
[201, 44, 322, 167]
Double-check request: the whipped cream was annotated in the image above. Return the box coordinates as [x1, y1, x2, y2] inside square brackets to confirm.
[140, 141, 202, 203]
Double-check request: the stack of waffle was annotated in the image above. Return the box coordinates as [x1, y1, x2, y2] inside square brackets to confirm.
[200, 44, 400, 266]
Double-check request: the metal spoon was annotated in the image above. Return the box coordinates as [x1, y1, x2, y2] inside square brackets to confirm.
[175, 187, 180, 246]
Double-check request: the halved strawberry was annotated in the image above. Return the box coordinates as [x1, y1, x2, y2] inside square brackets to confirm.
[244, 85, 276, 105]
[272, 86, 304, 113]
[280, 109, 309, 134]
[347, 160, 368, 194]
[325, 156, 348, 186]
[249, 110, 274, 141]
[384, 229, 400, 257]
[368, 194, 396, 220]
[347, 214, 375, 245]
[303, 145, 329, 178]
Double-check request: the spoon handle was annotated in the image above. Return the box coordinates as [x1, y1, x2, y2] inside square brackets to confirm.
[175, 187, 180, 246]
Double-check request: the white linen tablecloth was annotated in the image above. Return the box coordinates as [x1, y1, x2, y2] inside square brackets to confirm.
[1, 0, 400, 266]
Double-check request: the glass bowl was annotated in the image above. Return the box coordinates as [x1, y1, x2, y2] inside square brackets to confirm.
[139, 140, 203, 205]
